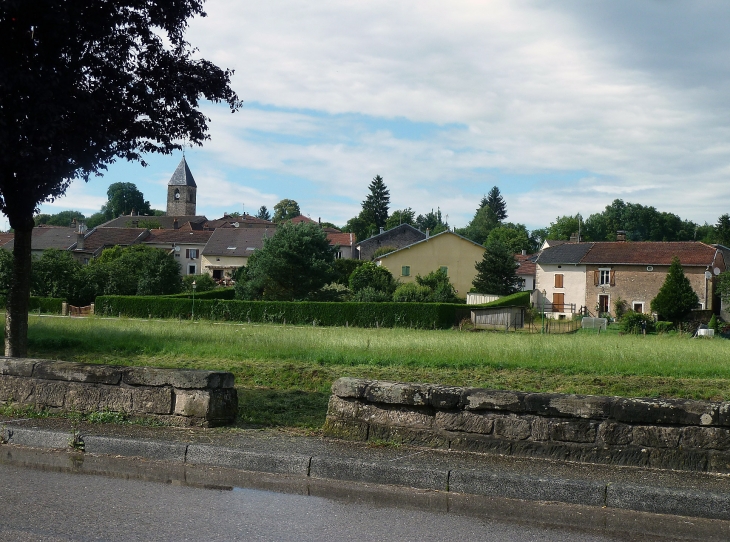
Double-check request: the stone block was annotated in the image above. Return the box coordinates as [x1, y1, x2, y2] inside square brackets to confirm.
[611, 397, 719, 426]
[530, 417, 550, 441]
[597, 422, 633, 445]
[206, 389, 238, 425]
[511, 440, 580, 462]
[718, 402, 730, 426]
[325, 395, 359, 419]
[707, 451, 730, 473]
[632, 426, 681, 448]
[434, 411, 494, 434]
[33, 381, 67, 408]
[133, 386, 173, 415]
[493, 416, 531, 440]
[330, 377, 370, 399]
[525, 392, 612, 419]
[99, 387, 133, 412]
[322, 418, 369, 441]
[428, 385, 463, 409]
[33, 360, 123, 385]
[0, 375, 34, 403]
[355, 403, 391, 425]
[387, 406, 434, 429]
[648, 448, 707, 471]
[448, 434, 513, 455]
[577, 445, 650, 468]
[550, 420, 597, 443]
[607, 483, 730, 521]
[309, 457, 449, 491]
[681, 426, 730, 450]
[367, 424, 447, 448]
[65, 383, 102, 412]
[0, 357, 36, 377]
[83, 436, 187, 461]
[462, 389, 526, 412]
[364, 381, 430, 406]
[123, 367, 234, 389]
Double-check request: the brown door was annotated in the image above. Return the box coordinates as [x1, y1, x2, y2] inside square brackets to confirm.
[598, 295, 609, 314]
[553, 293, 565, 313]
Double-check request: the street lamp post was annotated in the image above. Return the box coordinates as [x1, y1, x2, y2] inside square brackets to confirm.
[192, 280, 197, 320]
[541, 289, 547, 334]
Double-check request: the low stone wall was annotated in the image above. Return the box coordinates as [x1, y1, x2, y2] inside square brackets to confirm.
[324, 378, 730, 473]
[0, 358, 237, 427]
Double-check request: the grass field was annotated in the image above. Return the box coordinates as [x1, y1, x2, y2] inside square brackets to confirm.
[17, 314, 730, 429]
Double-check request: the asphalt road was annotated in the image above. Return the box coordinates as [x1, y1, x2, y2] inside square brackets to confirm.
[0, 462, 656, 542]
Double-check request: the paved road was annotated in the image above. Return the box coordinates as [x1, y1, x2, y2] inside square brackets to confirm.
[0, 462, 656, 542]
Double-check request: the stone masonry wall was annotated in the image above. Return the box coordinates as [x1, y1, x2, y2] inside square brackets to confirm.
[324, 378, 730, 473]
[0, 358, 237, 427]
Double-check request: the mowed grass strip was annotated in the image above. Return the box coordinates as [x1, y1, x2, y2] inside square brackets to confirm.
[18, 315, 730, 428]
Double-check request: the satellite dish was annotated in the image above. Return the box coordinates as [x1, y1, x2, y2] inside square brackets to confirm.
[705, 271, 713, 280]
[175, 246, 180, 252]
[714, 267, 721, 275]
[646, 266, 653, 272]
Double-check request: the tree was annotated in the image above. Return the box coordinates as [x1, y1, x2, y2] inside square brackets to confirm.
[485, 224, 531, 254]
[34, 210, 86, 227]
[472, 238, 521, 296]
[342, 215, 372, 243]
[237, 222, 335, 301]
[546, 214, 582, 241]
[485, 186, 507, 221]
[455, 206, 498, 245]
[0, 0, 240, 356]
[31, 249, 81, 300]
[415, 268, 460, 302]
[416, 208, 449, 235]
[360, 175, 390, 230]
[716, 214, 730, 246]
[102, 182, 151, 220]
[256, 206, 272, 221]
[272, 199, 301, 223]
[650, 257, 699, 323]
[349, 262, 395, 295]
[384, 208, 416, 230]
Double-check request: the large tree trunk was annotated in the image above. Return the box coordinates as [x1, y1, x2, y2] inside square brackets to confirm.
[5, 222, 32, 357]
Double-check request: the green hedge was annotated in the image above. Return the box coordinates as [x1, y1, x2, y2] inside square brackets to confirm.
[0, 296, 64, 314]
[483, 291, 531, 308]
[165, 288, 235, 300]
[95, 296, 466, 328]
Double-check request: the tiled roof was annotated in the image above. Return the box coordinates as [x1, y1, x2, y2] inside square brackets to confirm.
[168, 157, 197, 187]
[202, 227, 275, 257]
[515, 253, 536, 276]
[581, 242, 719, 266]
[327, 232, 355, 247]
[144, 230, 213, 245]
[535, 243, 594, 265]
[4, 226, 78, 251]
[79, 228, 150, 254]
[358, 224, 425, 247]
[0, 232, 14, 248]
[376, 230, 484, 259]
[290, 215, 317, 225]
[206, 215, 275, 229]
[99, 215, 208, 229]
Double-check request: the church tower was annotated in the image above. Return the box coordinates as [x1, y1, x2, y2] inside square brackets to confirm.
[166, 157, 197, 216]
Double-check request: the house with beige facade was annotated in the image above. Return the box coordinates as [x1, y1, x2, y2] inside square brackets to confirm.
[375, 231, 484, 297]
[143, 229, 213, 276]
[535, 241, 725, 318]
[201, 227, 275, 282]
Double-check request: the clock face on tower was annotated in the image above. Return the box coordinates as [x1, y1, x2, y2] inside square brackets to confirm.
[175, 192, 180, 199]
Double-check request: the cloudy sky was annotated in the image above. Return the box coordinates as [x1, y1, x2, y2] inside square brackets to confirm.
[38, 0, 730, 232]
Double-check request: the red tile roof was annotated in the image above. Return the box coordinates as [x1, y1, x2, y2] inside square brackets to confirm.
[144, 230, 213, 244]
[581, 242, 720, 267]
[515, 253, 536, 275]
[327, 232, 355, 247]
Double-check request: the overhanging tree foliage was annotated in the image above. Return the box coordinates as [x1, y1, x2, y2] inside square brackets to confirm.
[650, 256, 699, 323]
[0, 0, 240, 355]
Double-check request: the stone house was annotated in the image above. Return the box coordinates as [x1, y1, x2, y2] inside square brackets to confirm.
[375, 231, 484, 297]
[535, 241, 725, 318]
[356, 224, 426, 261]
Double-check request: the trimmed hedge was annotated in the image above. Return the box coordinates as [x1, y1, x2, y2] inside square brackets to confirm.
[166, 288, 235, 300]
[0, 296, 64, 314]
[483, 291, 531, 308]
[95, 296, 466, 328]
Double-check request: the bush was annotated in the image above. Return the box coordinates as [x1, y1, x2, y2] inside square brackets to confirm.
[95, 296, 465, 328]
[167, 288, 235, 300]
[708, 314, 719, 334]
[3, 296, 66, 314]
[182, 274, 216, 293]
[483, 291, 531, 308]
[351, 287, 392, 303]
[621, 311, 655, 334]
[349, 262, 395, 294]
[655, 321, 674, 334]
[392, 283, 432, 303]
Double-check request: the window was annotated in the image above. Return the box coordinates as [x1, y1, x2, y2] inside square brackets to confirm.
[440, 266, 448, 275]
[188, 264, 196, 275]
[554, 274, 564, 288]
[186, 248, 199, 259]
[335, 250, 343, 259]
[402, 265, 411, 277]
[632, 302, 644, 313]
[594, 268, 615, 286]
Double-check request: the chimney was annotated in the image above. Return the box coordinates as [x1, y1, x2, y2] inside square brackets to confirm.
[318, 217, 321, 225]
[173, 218, 179, 230]
[380, 227, 384, 234]
[522, 249, 527, 256]
[569, 232, 581, 243]
[131, 208, 137, 217]
[426, 228, 430, 239]
[76, 231, 85, 251]
[616, 230, 626, 242]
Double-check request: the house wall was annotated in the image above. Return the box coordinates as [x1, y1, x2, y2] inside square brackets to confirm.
[201, 255, 248, 279]
[518, 273, 535, 291]
[535, 263, 586, 318]
[584, 264, 718, 316]
[376, 233, 484, 297]
[146, 242, 207, 276]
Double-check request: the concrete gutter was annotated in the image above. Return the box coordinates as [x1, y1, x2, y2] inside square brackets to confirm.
[2, 418, 730, 524]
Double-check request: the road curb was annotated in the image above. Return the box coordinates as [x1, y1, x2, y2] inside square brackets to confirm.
[2, 425, 730, 522]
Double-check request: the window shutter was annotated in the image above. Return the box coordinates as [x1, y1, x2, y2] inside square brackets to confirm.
[186, 249, 190, 258]
[610, 270, 615, 286]
[593, 270, 599, 286]
[554, 274, 563, 288]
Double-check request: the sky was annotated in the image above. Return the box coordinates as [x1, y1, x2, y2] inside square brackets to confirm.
[36, 0, 730, 233]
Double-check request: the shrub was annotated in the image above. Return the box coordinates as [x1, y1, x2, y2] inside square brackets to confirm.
[351, 287, 392, 303]
[708, 314, 719, 334]
[349, 262, 395, 295]
[371, 245, 398, 260]
[183, 274, 216, 293]
[621, 311, 654, 334]
[392, 283, 432, 303]
[483, 291, 530, 308]
[655, 321, 674, 333]
[614, 296, 627, 320]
